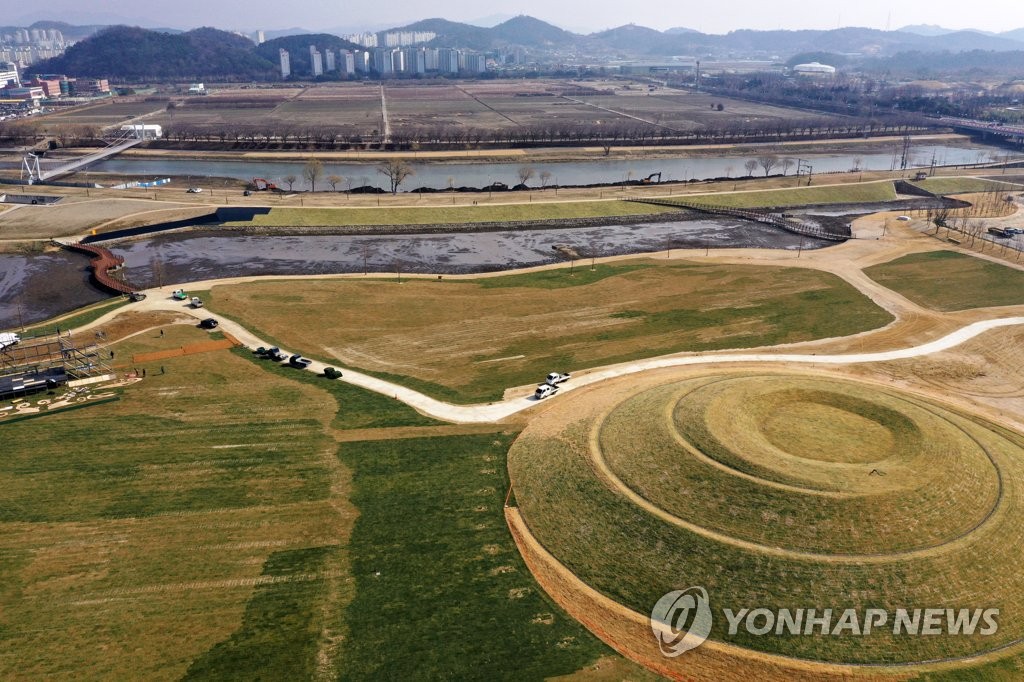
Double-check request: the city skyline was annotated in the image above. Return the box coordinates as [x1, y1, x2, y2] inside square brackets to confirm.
[12, 0, 1024, 36]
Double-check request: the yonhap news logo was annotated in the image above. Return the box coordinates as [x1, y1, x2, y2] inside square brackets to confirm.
[650, 586, 714, 657]
[650, 587, 1000, 657]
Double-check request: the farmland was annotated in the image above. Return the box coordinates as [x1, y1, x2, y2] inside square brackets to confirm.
[34, 79, 843, 142]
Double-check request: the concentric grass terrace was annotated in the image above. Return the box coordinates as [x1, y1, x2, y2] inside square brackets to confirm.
[508, 371, 1024, 664]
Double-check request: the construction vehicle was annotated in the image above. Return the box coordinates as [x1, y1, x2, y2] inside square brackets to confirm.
[641, 172, 662, 184]
[251, 177, 279, 191]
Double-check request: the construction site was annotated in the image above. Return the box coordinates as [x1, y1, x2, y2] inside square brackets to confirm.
[0, 328, 114, 400]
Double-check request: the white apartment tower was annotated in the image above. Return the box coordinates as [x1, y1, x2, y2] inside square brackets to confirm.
[279, 49, 291, 78]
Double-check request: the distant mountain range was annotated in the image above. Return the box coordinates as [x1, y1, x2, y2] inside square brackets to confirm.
[21, 16, 1024, 81]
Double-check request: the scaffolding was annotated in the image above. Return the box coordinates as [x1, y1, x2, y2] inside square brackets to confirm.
[0, 329, 113, 399]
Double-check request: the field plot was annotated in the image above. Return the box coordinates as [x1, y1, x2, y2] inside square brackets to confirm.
[508, 368, 1024, 670]
[208, 260, 892, 403]
[685, 181, 898, 208]
[865, 250, 1024, 311]
[572, 90, 812, 132]
[384, 83, 512, 131]
[911, 176, 1022, 195]
[38, 101, 166, 128]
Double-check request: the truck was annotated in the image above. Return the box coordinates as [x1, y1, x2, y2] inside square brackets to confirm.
[534, 384, 558, 400]
[988, 227, 1011, 238]
[546, 372, 571, 386]
[289, 354, 312, 369]
[190, 297, 204, 308]
[172, 289, 188, 301]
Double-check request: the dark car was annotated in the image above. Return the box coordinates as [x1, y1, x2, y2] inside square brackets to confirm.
[289, 354, 313, 369]
[199, 318, 219, 329]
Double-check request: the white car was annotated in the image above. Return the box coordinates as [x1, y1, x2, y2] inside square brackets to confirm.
[0, 332, 19, 351]
[896, 215, 911, 222]
[186, 187, 203, 193]
[534, 384, 559, 400]
[546, 372, 571, 386]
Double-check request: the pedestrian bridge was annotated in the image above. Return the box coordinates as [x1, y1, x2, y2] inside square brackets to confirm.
[22, 130, 144, 184]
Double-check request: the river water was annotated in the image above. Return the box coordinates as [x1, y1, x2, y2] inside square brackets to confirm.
[89, 143, 1015, 191]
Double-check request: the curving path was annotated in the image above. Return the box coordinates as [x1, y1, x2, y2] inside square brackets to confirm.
[102, 292, 1024, 424]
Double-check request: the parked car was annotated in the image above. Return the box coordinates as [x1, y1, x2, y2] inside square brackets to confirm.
[323, 367, 343, 379]
[546, 372, 571, 386]
[534, 384, 559, 400]
[289, 354, 312, 369]
[896, 215, 911, 222]
[190, 297, 204, 308]
[186, 187, 203, 193]
[268, 349, 287, 361]
[199, 318, 218, 329]
[128, 292, 147, 302]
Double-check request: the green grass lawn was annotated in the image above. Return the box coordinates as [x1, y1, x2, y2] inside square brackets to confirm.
[865, 250, 1024, 311]
[508, 375, 1024, 665]
[210, 261, 894, 404]
[221, 200, 675, 227]
[685, 181, 897, 208]
[911, 177, 1021, 195]
[337, 433, 615, 680]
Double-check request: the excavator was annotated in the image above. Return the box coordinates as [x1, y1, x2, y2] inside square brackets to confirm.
[640, 172, 662, 184]
[251, 178, 279, 191]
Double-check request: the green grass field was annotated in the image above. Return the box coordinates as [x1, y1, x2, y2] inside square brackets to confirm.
[0, 322, 642, 680]
[337, 433, 620, 680]
[221, 200, 675, 227]
[208, 260, 893, 403]
[865, 250, 1024, 311]
[509, 371, 1024, 665]
[685, 180, 897, 208]
[911, 177, 1021, 195]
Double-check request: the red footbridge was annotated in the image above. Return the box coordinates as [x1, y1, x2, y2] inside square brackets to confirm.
[56, 241, 137, 295]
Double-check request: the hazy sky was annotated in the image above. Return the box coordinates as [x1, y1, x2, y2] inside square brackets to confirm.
[16, 0, 1024, 34]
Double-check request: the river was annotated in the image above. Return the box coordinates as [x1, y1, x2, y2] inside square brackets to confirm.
[88, 142, 1016, 191]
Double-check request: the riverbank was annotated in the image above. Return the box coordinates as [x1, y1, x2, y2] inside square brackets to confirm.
[106, 133, 974, 165]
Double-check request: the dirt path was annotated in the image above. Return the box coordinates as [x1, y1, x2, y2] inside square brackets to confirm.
[72, 280, 1024, 424]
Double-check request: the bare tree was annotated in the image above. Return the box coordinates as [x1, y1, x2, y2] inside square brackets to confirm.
[744, 159, 758, 176]
[517, 166, 535, 186]
[327, 174, 343, 191]
[539, 170, 552, 188]
[377, 158, 415, 194]
[303, 157, 324, 192]
[852, 156, 863, 172]
[757, 154, 779, 176]
[283, 174, 297, 192]
[724, 165, 734, 178]
[781, 158, 795, 176]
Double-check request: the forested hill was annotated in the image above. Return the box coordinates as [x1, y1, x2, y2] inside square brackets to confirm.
[30, 26, 277, 80]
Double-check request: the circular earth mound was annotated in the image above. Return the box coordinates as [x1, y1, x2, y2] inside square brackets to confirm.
[508, 371, 1024, 665]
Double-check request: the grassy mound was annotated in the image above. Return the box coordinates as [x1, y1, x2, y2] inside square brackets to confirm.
[509, 371, 1024, 665]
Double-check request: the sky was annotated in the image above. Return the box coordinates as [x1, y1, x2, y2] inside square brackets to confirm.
[14, 0, 1024, 35]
